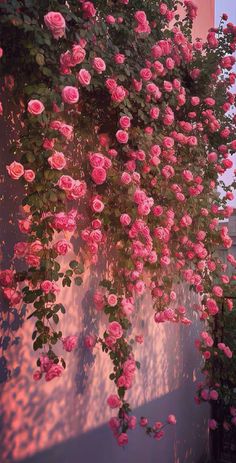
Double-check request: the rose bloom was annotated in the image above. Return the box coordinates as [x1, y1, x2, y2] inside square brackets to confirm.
[62, 335, 77, 352]
[41, 280, 53, 294]
[7, 161, 24, 180]
[54, 239, 72, 255]
[107, 394, 121, 409]
[24, 169, 35, 182]
[111, 85, 126, 103]
[119, 115, 131, 128]
[116, 130, 128, 144]
[77, 68, 91, 86]
[44, 12, 66, 39]
[91, 197, 104, 213]
[3, 288, 21, 305]
[168, 414, 177, 425]
[93, 57, 106, 73]
[120, 213, 131, 226]
[71, 44, 86, 65]
[45, 364, 64, 381]
[28, 99, 45, 115]
[0, 269, 14, 287]
[91, 167, 107, 185]
[62, 86, 79, 104]
[48, 151, 66, 170]
[58, 175, 74, 191]
[84, 334, 97, 349]
[107, 294, 118, 307]
[33, 370, 42, 381]
[117, 433, 128, 446]
[82, 1, 96, 18]
[107, 321, 123, 339]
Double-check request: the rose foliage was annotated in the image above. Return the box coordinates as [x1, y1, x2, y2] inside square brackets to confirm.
[0, 0, 236, 446]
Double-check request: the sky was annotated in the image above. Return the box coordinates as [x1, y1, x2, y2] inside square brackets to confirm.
[216, 0, 236, 206]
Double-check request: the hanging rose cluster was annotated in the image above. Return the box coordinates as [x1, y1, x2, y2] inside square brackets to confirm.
[0, 0, 236, 446]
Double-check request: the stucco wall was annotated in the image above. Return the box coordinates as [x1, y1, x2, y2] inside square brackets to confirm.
[0, 4, 215, 462]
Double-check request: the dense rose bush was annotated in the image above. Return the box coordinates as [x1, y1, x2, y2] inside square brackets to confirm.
[0, 0, 236, 446]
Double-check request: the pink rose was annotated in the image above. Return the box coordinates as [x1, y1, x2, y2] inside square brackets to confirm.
[117, 433, 128, 446]
[91, 167, 107, 185]
[77, 68, 91, 86]
[140, 417, 148, 427]
[209, 419, 217, 430]
[41, 280, 53, 294]
[33, 370, 42, 381]
[62, 86, 79, 104]
[116, 130, 128, 144]
[84, 334, 97, 348]
[24, 169, 35, 182]
[54, 239, 72, 255]
[89, 152, 105, 168]
[150, 107, 160, 119]
[71, 44, 86, 65]
[120, 214, 131, 226]
[107, 394, 121, 408]
[134, 11, 147, 24]
[167, 414, 177, 425]
[28, 99, 45, 115]
[82, 1, 96, 19]
[0, 269, 14, 287]
[111, 85, 126, 103]
[93, 57, 106, 73]
[3, 287, 21, 305]
[107, 294, 118, 306]
[119, 115, 131, 129]
[107, 321, 123, 339]
[58, 175, 74, 191]
[48, 151, 66, 170]
[7, 161, 24, 180]
[44, 12, 66, 39]
[45, 364, 64, 381]
[0, 101, 3, 116]
[91, 197, 104, 213]
[114, 53, 125, 64]
[62, 335, 77, 352]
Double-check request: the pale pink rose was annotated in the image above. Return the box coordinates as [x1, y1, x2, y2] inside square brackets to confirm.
[28, 99, 45, 115]
[93, 57, 106, 73]
[91, 167, 107, 185]
[77, 68, 91, 86]
[24, 169, 35, 182]
[45, 364, 64, 381]
[107, 321, 123, 339]
[54, 239, 72, 255]
[167, 414, 177, 425]
[62, 335, 77, 352]
[41, 280, 53, 294]
[44, 12, 66, 39]
[116, 130, 128, 144]
[7, 161, 24, 180]
[58, 175, 74, 191]
[48, 151, 66, 170]
[33, 370, 42, 381]
[62, 86, 79, 104]
[59, 123, 74, 140]
[107, 394, 121, 409]
[67, 180, 87, 200]
[84, 334, 97, 348]
[119, 116, 131, 129]
[107, 294, 118, 306]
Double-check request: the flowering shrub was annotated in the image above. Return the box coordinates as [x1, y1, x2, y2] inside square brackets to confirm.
[0, 0, 236, 446]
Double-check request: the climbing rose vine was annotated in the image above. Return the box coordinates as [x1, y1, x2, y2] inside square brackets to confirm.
[0, 0, 236, 445]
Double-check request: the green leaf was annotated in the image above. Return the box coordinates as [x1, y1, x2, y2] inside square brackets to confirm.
[74, 276, 83, 286]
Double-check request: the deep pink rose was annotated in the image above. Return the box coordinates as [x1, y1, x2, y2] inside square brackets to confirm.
[107, 394, 121, 408]
[91, 167, 107, 185]
[82, 1, 96, 18]
[33, 370, 42, 381]
[28, 99, 45, 115]
[0, 269, 14, 287]
[58, 175, 75, 191]
[119, 115, 131, 129]
[62, 86, 79, 104]
[7, 161, 24, 180]
[107, 321, 123, 339]
[117, 433, 128, 446]
[62, 335, 77, 352]
[44, 12, 66, 39]
[45, 364, 64, 381]
[116, 130, 128, 144]
[41, 280, 53, 294]
[84, 334, 97, 348]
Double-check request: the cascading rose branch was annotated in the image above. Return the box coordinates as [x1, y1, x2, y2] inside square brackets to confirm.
[1, 0, 236, 446]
